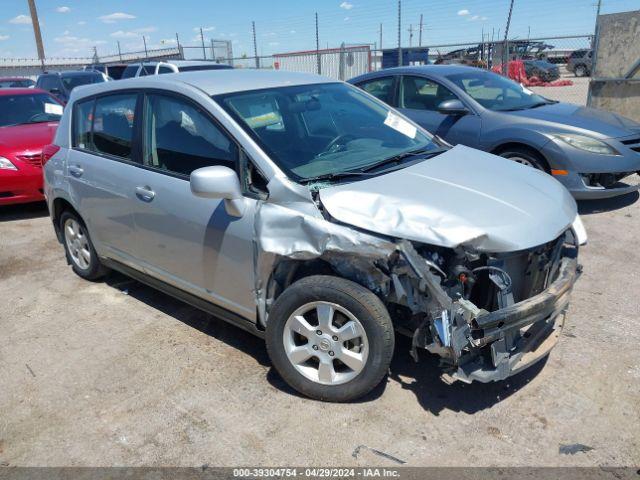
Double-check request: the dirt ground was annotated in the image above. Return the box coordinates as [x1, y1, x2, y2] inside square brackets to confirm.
[1, 182, 639, 467]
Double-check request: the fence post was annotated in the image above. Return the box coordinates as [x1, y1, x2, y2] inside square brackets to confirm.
[339, 43, 346, 80]
[252, 21, 260, 69]
[397, 0, 402, 67]
[315, 12, 321, 75]
[502, 0, 515, 75]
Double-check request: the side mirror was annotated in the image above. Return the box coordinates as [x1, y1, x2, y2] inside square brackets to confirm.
[437, 99, 469, 116]
[190, 166, 246, 217]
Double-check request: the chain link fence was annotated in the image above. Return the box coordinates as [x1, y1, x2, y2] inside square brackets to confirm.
[1, 35, 593, 105]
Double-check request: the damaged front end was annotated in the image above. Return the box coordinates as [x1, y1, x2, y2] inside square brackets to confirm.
[254, 168, 581, 384]
[393, 235, 580, 383]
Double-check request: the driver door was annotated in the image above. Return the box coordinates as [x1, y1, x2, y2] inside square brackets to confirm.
[396, 75, 481, 147]
[131, 91, 257, 320]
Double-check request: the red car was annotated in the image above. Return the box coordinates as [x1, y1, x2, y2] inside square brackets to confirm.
[0, 88, 63, 206]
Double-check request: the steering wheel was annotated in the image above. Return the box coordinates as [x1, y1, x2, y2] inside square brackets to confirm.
[27, 112, 51, 123]
[322, 133, 357, 155]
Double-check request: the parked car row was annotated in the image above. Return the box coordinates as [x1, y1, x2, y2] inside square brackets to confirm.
[2, 64, 639, 402]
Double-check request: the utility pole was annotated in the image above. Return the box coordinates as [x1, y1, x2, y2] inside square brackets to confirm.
[27, 0, 46, 71]
[418, 14, 423, 47]
[379, 23, 383, 51]
[502, 0, 515, 75]
[200, 27, 206, 60]
[252, 21, 259, 68]
[211, 39, 216, 61]
[315, 12, 321, 74]
[397, 0, 402, 67]
[117, 41, 122, 61]
[175, 33, 183, 59]
[142, 35, 149, 58]
[408, 24, 413, 48]
[595, 0, 602, 17]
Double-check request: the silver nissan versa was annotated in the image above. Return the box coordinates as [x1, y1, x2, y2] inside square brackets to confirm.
[43, 70, 586, 402]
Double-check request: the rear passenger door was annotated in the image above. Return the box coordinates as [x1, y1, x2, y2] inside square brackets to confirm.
[130, 91, 257, 319]
[67, 92, 143, 266]
[356, 76, 398, 107]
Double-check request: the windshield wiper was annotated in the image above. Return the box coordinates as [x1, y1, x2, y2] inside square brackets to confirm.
[359, 147, 447, 173]
[502, 100, 557, 111]
[303, 170, 378, 183]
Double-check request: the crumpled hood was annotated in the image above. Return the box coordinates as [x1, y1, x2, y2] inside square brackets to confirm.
[506, 102, 640, 139]
[319, 145, 577, 252]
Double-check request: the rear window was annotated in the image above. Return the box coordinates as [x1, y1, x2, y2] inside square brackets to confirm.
[121, 65, 139, 79]
[0, 79, 35, 88]
[61, 73, 103, 92]
[73, 93, 138, 161]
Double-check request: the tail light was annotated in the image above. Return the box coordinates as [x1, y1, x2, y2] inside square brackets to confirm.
[41, 144, 61, 166]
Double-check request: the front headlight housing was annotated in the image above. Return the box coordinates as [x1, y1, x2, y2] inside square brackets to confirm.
[0, 156, 18, 170]
[552, 133, 619, 155]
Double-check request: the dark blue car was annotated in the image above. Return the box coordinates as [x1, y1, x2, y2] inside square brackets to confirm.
[349, 65, 640, 199]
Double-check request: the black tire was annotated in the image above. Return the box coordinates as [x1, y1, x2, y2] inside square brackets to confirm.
[266, 275, 394, 402]
[574, 64, 587, 77]
[59, 211, 108, 281]
[498, 147, 549, 172]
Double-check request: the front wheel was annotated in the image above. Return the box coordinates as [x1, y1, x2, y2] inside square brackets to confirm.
[266, 275, 394, 402]
[498, 147, 548, 172]
[574, 64, 587, 77]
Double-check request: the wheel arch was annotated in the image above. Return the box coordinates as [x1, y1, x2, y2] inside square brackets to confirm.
[490, 142, 552, 172]
[52, 197, 81, 242]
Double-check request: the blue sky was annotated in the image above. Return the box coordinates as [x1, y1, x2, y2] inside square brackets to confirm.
[1, 0, 638, 59]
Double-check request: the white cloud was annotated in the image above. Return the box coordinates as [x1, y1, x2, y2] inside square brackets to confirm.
[340, 2, 353, 10]
[110, 27, 156, 38]
[54, 34, 107, 47]
[290, 30, 296, 34]
[56, 6, 71, 13]
[0, 35, 9, 41]
[77, 21, 87, 25]
[9, 14, 32, 25]
[194, 26, 215, 32]
[457, 9, 470, 16]
[98, 12, 136, 24]
[344, 17, 350, 21]
[268, 41, 279, 46]
[110, 30, 137, 38]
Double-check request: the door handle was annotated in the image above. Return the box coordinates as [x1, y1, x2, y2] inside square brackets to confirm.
[135, 186, 155, 202]
[69, 165, 84, 178]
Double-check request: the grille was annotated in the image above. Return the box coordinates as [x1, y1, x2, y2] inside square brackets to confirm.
[16, 153, 42, 168]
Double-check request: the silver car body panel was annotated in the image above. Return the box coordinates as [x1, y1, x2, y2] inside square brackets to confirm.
[44, 70, 584, 383]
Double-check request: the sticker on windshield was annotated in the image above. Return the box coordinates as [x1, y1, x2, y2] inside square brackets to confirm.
[45, 103, 63, 115]
[521, 86, 534, 95]
[384, 111, 417, 139]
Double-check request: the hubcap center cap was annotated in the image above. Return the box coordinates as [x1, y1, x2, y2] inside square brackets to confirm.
[318, 338, 332, 352]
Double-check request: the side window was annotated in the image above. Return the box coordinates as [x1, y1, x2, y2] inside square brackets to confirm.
[399, 75, 458, 111]
[158, 65, 174, 74]
[357, 77, 395, 105]
[73, 99, 95, 149]
[121, 65, 139, 79]
[91, 94, 138, 159]
[138, 65, 155, 77]
[143, 94, 237, 176]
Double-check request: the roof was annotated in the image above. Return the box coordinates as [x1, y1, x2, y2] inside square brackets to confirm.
[0, 77, 33, 81]
[69, 69, 336, 98]
[128, 60, 231, 67]
[0, 88, 49, 96]
[350, 64, 489, 83]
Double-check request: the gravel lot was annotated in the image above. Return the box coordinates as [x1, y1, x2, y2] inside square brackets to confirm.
[1, 181, 639, 467]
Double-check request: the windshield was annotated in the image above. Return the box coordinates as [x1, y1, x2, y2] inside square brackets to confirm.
[215, 83, 438, 181]
[61, 74, 103, 91]
[446, 70, 549, 111]
[0, 79, 35, 88]
[0, 93, 63, 127]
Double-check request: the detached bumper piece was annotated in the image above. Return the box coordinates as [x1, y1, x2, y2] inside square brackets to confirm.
[453, 256, 579, 383]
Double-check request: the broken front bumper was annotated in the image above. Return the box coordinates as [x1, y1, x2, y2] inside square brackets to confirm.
[453, 256, 579, 383]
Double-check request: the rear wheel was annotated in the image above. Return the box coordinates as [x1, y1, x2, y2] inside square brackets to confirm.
[266, 275, 394, 402]
[498, 147, 548, 172]
[60, 211, 108, 280]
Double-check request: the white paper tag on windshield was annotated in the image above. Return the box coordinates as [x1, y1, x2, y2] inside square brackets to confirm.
[521, 85, 535, 95]
[384, 111, 417, 139]
[45, 103, 63, 115]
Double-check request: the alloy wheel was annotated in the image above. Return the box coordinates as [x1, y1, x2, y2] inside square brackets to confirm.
[282, 301, 369, 386]
[64, 218, 91, 270]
